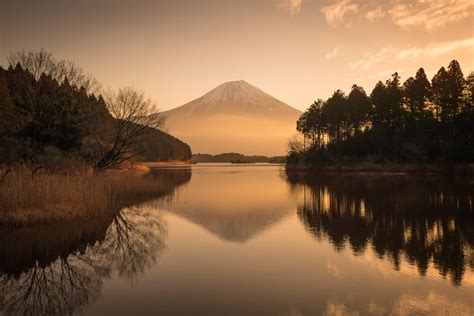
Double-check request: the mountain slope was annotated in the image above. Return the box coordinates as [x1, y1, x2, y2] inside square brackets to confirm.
[159, 81, 301, 155]
[133, 126, 192, 162]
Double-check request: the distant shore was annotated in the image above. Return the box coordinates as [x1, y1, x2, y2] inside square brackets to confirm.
[286, 162, 474, 174]
[190, 153, 286, 164]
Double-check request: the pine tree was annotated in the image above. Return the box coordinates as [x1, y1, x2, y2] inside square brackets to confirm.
[370, 81, 388, 127]
[403, 68, 431, 120]
[347, 84, 371, 136]
[446, 60, 466, 116]
[385, 72, 404, 129]
[324, 90, 347, 143]
[431, 64, 464, 122]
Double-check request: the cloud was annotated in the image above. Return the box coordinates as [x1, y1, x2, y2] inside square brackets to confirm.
[277, 0, 302, 17]
[349, 47, 397, 70]
[325, 47, 340, 60]
[349, 37, 474, 70]
[321, 0, 358, 27]
[320, 0, 474, 31]
[388, 0, 474, 32]
[395, 37, 474, 59]
[366, 7, 384, 22]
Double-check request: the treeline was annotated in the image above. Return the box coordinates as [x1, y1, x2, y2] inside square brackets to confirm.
[191, 153, 286, 163]
[0, 50, 191, 176]
[290, 60, 473, 164]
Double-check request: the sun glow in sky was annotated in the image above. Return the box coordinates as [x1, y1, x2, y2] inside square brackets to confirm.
[1, 0, 473, 111]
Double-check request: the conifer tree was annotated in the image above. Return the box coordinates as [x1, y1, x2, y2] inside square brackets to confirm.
[403, 68, 431, 120]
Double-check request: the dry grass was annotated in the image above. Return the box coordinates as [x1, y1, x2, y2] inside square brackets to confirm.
[0, 167, 172, 226]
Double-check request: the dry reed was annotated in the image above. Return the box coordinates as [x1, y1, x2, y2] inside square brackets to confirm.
[0, 167, 171, 226]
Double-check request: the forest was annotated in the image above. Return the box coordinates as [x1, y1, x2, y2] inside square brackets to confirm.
[290, 60, 473, 165]
[0, 50, 191, 177]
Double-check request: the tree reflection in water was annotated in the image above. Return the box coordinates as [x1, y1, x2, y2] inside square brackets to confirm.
[0, 207, 165, 315]
[286, 171, 474, 286]
[92, 206, 167, 281]
[0, 167, 190, 315]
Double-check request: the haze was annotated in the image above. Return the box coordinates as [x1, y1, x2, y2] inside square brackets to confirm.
[1, 0, 472, 111]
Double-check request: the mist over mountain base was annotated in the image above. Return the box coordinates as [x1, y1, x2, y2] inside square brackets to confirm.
[159, 81, 301, 155]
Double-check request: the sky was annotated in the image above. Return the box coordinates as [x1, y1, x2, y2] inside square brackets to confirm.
[0, 0, 473, 111]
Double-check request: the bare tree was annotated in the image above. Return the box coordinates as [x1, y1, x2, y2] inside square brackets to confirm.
[7, 49, 101, 94]
[94, 87, 165, 170]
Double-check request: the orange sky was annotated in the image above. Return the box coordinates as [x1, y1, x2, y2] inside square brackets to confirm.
[1, 0, 473, 111]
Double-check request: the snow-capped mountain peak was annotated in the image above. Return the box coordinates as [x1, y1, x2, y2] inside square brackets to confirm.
[158, 80, 302, 155]
[165, 80, 300, 118]
[199, 80, 270, 105]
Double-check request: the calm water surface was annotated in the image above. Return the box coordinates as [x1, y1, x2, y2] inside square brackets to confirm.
[1, 164, 473, 315]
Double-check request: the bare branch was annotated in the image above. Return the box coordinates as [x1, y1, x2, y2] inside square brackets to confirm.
[8, 49, 101, 95]
[95, 87, 164, 170]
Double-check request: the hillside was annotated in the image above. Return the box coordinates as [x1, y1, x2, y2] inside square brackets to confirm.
[134, 126, 192, 162]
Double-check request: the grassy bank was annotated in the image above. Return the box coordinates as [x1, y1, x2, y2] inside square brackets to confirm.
[0, 166, 183, 227]
[286, 162, 474, 174]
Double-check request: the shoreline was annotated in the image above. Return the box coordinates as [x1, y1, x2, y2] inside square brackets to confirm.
[0, 167, 191, 227]
[144, 161, 192, 168]
[285, 162, 474, 175]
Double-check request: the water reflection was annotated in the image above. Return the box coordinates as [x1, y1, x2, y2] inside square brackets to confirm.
[286, 171, 474, 286]
[0, 168, 191, 315]
[159, 165, 296, 242]
[2, 166, 473, 315]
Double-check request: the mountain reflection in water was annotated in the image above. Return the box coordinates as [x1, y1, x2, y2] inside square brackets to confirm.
[286, 171, 474, 286]
[156, 165, 296, 242]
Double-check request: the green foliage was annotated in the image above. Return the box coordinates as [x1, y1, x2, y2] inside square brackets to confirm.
[292, 60, 474, 164]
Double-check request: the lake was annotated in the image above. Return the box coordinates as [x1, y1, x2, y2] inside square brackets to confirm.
[1, 164, 473, 315]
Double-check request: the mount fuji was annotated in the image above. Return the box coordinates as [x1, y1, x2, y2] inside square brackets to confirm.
[158, 80, 301, 155]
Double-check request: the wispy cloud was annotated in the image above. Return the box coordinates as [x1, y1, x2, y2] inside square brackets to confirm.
[349, 37, 474, 70]
[388, 0, 474, 31]
[366, 7, 384, 22]
[320, 0, 474, 31]
[325, 47, 340, 60]
[349, 47, 397, 70]
[321, 0, 358, 27]
[277, 0, 302, 17]
[395, 37, 474, 59]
